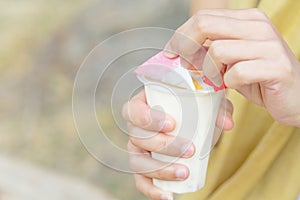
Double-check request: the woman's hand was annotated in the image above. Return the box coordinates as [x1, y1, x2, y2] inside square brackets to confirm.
[165, 8, 300, 127]
[122, 90, 233, 199]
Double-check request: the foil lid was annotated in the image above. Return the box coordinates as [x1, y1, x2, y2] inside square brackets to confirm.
[134, 51, 226, 92]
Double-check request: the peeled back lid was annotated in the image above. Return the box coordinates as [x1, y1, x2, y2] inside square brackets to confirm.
[134, 51, 226, 92]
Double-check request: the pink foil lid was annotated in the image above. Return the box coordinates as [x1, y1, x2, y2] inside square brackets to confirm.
[134, 51, 180, 79]
[134, 51, 226, 92]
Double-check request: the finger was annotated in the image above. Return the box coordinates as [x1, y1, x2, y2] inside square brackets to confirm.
[164, 7, 268, 59]
[164, 28, 207, 68]
[196, 8, 268, 21]
[128, 141, 189, 181]
[212, 98, 234, 146]
[166, 8, 269, 51]
[128, 124, 195, 158]
[134, 174, 174, 200]
[216, 98, 234, 131]
[187, 12, 275, 42]
[224, 59, 279, 89]
[165, 15, 276, 68]
[122, 90, 176, 132]
[203, 40, 279, 86]
[203, 40, 262, 86]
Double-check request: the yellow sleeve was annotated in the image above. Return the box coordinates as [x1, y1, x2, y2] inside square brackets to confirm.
[180, 0, 300, 199]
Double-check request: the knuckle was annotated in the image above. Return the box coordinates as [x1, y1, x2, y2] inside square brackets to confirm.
[128, 156, 135, 170]
[127, 144, 135, 167]
[252, 8, 268, 19]
[127, 140, 134, 151]
[209, 41, 224, 60]
[268, 41, 286, 61]
[195, 15, 209, 34]
[126, 122, 134, 133]
[268, 41, 293, 77]
[121, 102, 129, 119]
[284, 65, 293, 78]
[155, 169, 165, 179]
[122, 100, 139, 123]
[173, 28, 185, 43]
[268, 40, 282, 50]
[129, 136, 141, 149]
[138, 109, 151, 128]
[195, 9, 205, 16]
[269, 41, 289, 63]
[195, 9, 211, 17]
[278, 58, 293, 78]
[155, 136, 170, 151]
[259, 20, 271, 28]
[128, 153, 139, 171]
[258, 21, 276, 38]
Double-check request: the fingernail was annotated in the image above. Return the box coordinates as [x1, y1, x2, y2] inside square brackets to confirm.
[176, 168, 188, 179]
[164, 51, 178, 58]
[161, 193, 174, 200]
[181, 144, 194, 157]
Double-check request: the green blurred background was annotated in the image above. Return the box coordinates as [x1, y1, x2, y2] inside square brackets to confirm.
[0, 0, 190, 199]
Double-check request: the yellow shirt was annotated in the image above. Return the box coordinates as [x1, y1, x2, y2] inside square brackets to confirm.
[180, 0, 300, 199]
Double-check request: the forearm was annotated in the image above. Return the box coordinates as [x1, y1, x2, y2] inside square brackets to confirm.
[190, 0, 229, 14]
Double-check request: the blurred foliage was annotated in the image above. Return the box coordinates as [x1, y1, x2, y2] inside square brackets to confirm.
[0, 0, 190, 199]
[0, 0, 86, 69]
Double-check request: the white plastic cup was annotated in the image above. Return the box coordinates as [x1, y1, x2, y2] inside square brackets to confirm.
[144, 82, 223, 194]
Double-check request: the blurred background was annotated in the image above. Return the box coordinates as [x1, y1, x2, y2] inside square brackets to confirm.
[0, 0, 190, 199]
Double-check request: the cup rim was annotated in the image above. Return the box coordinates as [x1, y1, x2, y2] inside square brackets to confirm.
[142, 78, 220, 96]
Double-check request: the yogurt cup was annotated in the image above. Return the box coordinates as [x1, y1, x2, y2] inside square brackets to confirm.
[144, 80, 223, 193]
[134, 51, 225, 193]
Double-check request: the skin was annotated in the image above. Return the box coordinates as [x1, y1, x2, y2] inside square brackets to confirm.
[123, 91, 233, 200]
[165, 8, 300, 127]
[123, 1, 300, 200]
